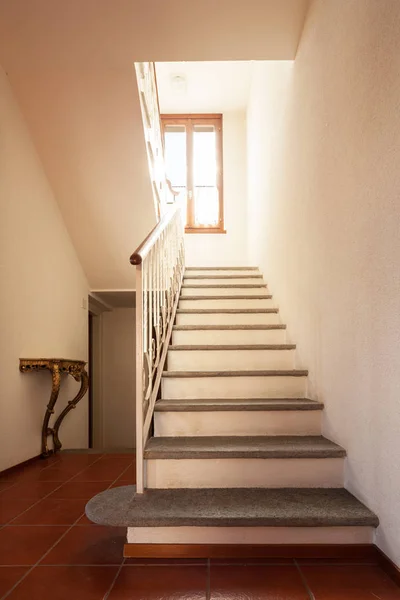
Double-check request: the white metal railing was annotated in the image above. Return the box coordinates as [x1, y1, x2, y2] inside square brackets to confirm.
[130, 205, 185, 493]
[135, 62, 173, 219]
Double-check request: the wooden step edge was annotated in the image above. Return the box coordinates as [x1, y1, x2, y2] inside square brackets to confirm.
[183, 275, 264, 280]
[180, 295, 273, 300]
[173, 324, 286, 330]
[168, 344, 296, 351]
[182, 284, 268, 289]
[154, 399, 323, 412]
[176, 308, 279, 314]
[162, 369, 309, 378]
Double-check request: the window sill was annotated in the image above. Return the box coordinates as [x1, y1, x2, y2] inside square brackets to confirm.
[185, 227, 227, 234]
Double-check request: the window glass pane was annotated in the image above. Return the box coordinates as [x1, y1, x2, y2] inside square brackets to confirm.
[193, 124, 219, 226]
[164, 125, 186, 189]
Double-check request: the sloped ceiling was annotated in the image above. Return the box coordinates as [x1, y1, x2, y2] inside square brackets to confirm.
[0, 0, 310, 289]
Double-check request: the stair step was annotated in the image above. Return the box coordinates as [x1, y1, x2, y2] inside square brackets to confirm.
[184, 274, 264, 279]
[179, 297, 274, 309]
[185, 267, 259, 271]
[86, 486, 379, 528]
[169, 344, 295, 350]
[154, 398, 323, 411]
[173, 325, 285, 331]
[154, 400, 323, 437]
[144, 435, 344, 459]
[163, 369, 307, 377]
[162, 370, 307, 399]
[176, 308, 278, 313]
[181, 287, 270, 297]
[182, 284, 267, 288]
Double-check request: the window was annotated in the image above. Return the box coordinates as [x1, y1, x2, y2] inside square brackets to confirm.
[162, 114, 225, 233]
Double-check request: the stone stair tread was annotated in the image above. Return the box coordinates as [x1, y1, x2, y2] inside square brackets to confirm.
[154, 398, 323, 411]
[163, 369, 308, 378]
[181, 295, 273, 300]
[173, 324, 285, 330]
[144, 435, 345, 459]
[86, 486, 378, 528]
[185, 267, 259, 271]
[176, 308, 279, 314]
[169, 344, 296, 351]
[182, 284, 268, 288]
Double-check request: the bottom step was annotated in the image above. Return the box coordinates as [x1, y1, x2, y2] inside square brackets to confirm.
[86, 486, 378, 534]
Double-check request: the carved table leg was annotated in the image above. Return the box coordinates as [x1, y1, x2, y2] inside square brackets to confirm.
[42, 364, 61, 458]
[52, 369, 89, 452]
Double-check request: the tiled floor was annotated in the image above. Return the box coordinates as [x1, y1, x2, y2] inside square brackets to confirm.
[1, 452, 399, 599]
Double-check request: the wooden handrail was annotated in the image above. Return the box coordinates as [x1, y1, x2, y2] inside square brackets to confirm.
[130, 204, 179, 265]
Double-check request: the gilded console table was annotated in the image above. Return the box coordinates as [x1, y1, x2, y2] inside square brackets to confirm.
[19, 358, 88, 458]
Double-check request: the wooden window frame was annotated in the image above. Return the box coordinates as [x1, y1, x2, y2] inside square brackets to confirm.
[161, 114, 225, 234]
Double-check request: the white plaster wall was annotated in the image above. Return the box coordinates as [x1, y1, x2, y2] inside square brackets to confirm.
[185, 111, 248, 267]
[0, 67, 90, 471]
[101, 309, 136, 449]
[246, 0, 400, 565]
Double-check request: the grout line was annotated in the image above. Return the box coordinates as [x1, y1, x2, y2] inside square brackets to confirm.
[294, 559, 316, 600]
[0, 454, 131, 600]
[104, 559, 126, 600]
[206, 558, 211, 600]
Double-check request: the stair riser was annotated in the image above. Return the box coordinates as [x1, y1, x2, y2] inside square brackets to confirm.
[179, 298, 275, 309]
[184, 278, 264, 286]
[172, 329, 286, 345]
[181, 287, 269, 297]
[175, 313, 280, 326]
[167, 349, 295, 371]
[146, 457, 344, 488]
[154, 410, 322, 437]
[186, 269, 259, 277]
[127, 526, 373, 545]
[162, 375, 307, 399]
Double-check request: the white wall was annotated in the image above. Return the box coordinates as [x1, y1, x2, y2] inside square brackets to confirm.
[185, 111, 248, 267]
[247, 0, 400, 565]
[0, 67, 90, 471]
[101, 309, 136, 449]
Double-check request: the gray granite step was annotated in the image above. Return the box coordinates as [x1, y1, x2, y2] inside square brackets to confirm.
[85, 486, 378, 528]
[169, 344, 296, 351]
[176, 308, 279, 314]
[185, 267, 259, 271]
[162, 369, 308, 378]
[183, 274, 264, 280]
[181, 295, 273, 300]
[144, 435, 345, 459]
[182, 284, 268, 289]
[173, 324, 286, 330]
[154, 398, 323, 412]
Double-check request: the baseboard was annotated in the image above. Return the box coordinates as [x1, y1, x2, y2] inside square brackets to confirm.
[376, 547, 400, 587]
[123, 543, 378, 560]
[0, 454, 42, 477]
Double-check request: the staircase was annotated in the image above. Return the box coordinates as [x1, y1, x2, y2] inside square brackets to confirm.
[86, 266, 378, 552]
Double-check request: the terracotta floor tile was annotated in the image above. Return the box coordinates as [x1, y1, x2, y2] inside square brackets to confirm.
[41, 525, 126, 565]
[0, 498, 41, 524]
[0, 481, 60, 499]
[49, 481, 109, 499]
[72, 462, 133, 482]
[6, 566, 119, 600]
[108, 565, 207, 599]
[12, 498, 87, 525]
[210, 565, 309, 599]
[0, 567, 28, 597]
[0, 526, 67, 565]
[300, 565, 400, 599]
